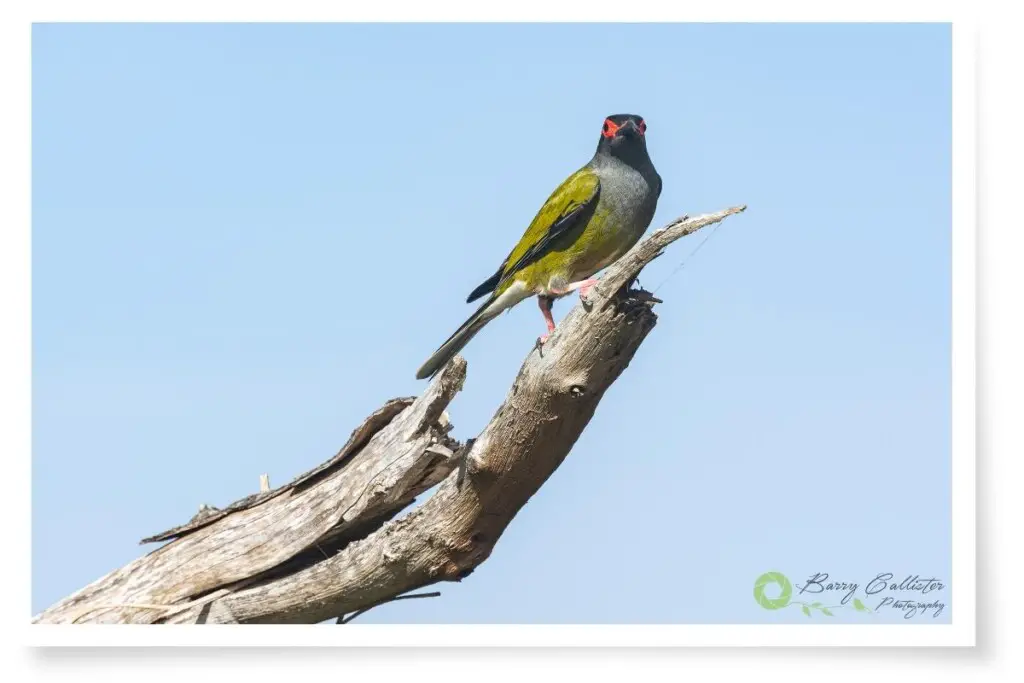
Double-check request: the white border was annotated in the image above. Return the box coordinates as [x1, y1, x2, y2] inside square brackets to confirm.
[948, 18, 977, 650]
[12, 8, 975, 649]
[27, 623, 973, 647]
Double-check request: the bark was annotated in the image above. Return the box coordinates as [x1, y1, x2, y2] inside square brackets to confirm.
[33, 205, 746, 624]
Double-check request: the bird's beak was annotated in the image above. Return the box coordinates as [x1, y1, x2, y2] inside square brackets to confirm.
[617, 120, 640, 138]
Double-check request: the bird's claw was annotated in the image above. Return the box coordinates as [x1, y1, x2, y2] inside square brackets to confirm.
[535, 333, 552, 356]
[578, 280, 598, 309]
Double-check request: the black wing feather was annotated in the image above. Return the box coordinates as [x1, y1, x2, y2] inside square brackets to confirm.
[466, 270, 502, 303]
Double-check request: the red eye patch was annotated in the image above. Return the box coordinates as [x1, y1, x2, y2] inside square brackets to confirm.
[602, 118, 621, 138]
[602, 118, 646, 138]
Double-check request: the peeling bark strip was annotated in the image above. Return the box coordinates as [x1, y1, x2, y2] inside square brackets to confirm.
[33, 206, 746, 625]
[34, 369, 466, 625]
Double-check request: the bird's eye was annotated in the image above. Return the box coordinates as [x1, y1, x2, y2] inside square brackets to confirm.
[637, 119, 647, 134]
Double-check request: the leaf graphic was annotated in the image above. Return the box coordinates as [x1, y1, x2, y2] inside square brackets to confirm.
[811, 602, 822, 608]
[822, 608, 834, 616]
[853, 598, 866, 612]
[802, 606, 811, 617]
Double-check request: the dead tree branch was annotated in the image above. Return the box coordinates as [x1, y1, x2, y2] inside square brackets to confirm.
[33, 205, 746, 624]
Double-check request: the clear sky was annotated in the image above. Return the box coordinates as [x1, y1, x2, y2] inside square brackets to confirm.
[32, 23, 951, 623]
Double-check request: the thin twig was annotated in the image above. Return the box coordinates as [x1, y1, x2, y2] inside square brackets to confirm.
[651, 219, 724, 294]
[336, 591, 442, 624]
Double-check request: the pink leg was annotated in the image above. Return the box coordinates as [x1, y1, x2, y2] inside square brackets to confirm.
[537, 295, 556, 344]
[576, 278, 598, 302]
[549, 278, 599, 302]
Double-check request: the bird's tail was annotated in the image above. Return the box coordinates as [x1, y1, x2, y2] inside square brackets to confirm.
[416, 295, 507, 380]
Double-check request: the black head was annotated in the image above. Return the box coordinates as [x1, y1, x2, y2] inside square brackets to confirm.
[595, 113, 650, 164]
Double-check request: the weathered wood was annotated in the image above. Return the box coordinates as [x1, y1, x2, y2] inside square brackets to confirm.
[34, 365, 466, 624]
[33, 205, 746, 625]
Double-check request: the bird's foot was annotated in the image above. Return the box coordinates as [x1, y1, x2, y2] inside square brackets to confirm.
[578, 280, 598, 305]
[548, 278, 599, 300]
[535, 333, 552, 355]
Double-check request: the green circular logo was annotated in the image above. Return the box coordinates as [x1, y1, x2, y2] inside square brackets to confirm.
[753, 571, 792, 610]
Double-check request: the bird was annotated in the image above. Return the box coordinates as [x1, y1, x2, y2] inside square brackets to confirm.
[416, 113, 662, 380]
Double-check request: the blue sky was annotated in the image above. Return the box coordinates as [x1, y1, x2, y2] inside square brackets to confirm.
[32, 23, 951, 623]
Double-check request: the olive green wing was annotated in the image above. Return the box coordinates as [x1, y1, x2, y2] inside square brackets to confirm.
[466, 167, 601, 302]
